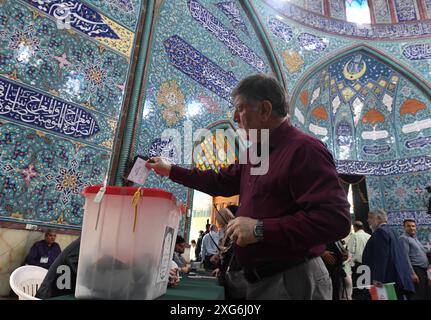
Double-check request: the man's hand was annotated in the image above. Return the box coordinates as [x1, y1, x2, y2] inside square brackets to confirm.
[180, 264, 190, 274]
[212, 268, 220, 277]
[145, 157, 172, 177]
[226, 217, 259, 247]
[321, 251, 336, 265]
[215, 207, 235, 227]
[412, 273, 420, 284]
[168, 268, 180, 287]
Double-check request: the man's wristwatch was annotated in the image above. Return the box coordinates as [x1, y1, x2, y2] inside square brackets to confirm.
[253, 220, 264, 242]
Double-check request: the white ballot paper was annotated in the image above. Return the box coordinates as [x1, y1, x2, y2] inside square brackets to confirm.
[127, 157, 150, 185]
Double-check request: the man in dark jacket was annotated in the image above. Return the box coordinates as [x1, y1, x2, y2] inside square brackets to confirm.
[35, 237, 80, 299]
[362, 209, 415, 300]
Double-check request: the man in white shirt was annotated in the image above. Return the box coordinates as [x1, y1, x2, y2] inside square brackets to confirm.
[201, 224, 220, 270]
[347, 220, 370, 299]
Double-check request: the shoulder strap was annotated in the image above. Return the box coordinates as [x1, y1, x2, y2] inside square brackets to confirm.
[208, 233, 220, 251]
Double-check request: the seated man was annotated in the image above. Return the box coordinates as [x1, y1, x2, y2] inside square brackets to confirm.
[201, 224, 221, 271]
[25, 229, 62, 269]
[36, 237, 80, 299]
[173, 235, 190, 273]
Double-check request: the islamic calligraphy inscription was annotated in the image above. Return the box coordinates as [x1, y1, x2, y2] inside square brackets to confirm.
[215, 1, 249, 36]
[268, 18, 293, 43]
[402, 44, 431, 60]
[336, 156, 431, 175]
[0, 77, 100, 138]
[405, 136, 431, 149]
[163, 35, 238, 101]
[23, 0, 119, 39]
[363, 144, 391, 155]
[187, 0, 266, 72]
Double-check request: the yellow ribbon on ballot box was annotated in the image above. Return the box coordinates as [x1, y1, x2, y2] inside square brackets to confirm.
[132, 188, 142, 232]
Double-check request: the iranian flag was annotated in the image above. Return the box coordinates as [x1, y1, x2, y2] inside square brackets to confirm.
[369, 283, 398, 300]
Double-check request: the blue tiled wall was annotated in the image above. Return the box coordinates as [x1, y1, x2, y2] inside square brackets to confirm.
[0, 0, 143, 228]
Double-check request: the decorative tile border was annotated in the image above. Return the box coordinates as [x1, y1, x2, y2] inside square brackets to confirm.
[402, 43, 431, 60]
[263, 0, 431, 39]
[215, 1, 249, 36]
[163, 35, 238, 101]
[335, 156, 431, 176]
[84, 0, 141, 31]
[387, 210, 431, 225]
[21, 0, 134, 56]
[0, 77, 99, 139]
[187, 0, 266, 72]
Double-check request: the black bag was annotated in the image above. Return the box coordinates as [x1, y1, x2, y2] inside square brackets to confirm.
[222, 269, 247, 300]
[217, 253, 247, 300]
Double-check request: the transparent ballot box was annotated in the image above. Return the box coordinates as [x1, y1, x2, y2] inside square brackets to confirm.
[76, 186, 181, 300]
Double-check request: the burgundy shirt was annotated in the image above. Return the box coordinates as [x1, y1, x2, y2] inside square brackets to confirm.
[170, 120, 351, 268]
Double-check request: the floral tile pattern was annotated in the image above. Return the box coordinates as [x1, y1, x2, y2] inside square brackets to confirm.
[0, 1, 130, 118]
[0, 120, 110, 227]
[0, 0, 141, 228]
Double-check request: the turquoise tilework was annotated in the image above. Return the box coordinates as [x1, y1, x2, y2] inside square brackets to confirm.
[254, 0, 431, 237]
[306, 0, 323, 14]
[426, 0, 431, 18]
[373, 0, 392, 23]
[290, 51, 431, 163]
[289, 0, 305, 7]
[261, 0, 431, 39]
[0, 119, 110, 227]
[366, 171, 431, 237]
[0, 1, 130, 118]
[252, 0, 353, 97]
[330, 0, 346, 20]
[0, 77, 117, 149]
[367, 172, 431, 212]
[83, 0, 143, 31]
[395, 78, 431, 158]
[374, 39, 431, 85]
[134, 0, 272, 208]
[0, 0, 139, 228]
[394, 0, 418, 22]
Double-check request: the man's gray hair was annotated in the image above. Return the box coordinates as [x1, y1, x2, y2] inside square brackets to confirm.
[368, 209, 388, 222]
[231, 73, 289, 117]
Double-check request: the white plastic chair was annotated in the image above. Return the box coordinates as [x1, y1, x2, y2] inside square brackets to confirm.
[9, 265, 48, 300]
